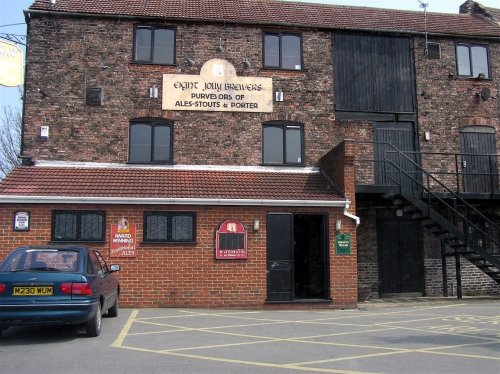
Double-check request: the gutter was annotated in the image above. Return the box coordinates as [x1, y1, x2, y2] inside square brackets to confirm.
[0, 195, 350, 208]
[343, 203, 360, 227]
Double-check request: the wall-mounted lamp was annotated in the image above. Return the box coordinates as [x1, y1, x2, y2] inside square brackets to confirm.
[243, 58, 251, 69]
[40, 125, 49, 139]
[183, 52, 195, 66]
[37, 88, 48, 98]
[149, 86, 159, 98]
[424, 131, 431, 141]
[335, 219, 342, 232]
[395, 209, 404, 217]
[216, 38, 224, 53]
[253, 219, 260, 231]
[275, 89, 284, 102]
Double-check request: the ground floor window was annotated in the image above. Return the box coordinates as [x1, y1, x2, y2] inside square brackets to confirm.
[144, 212, 196, 242]
[52, 210, 105, 242]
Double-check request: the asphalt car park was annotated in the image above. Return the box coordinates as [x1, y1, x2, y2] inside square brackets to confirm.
[0, 299, 499, 374]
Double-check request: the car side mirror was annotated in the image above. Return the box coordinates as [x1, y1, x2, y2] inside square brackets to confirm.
[109, 264, 120, 272]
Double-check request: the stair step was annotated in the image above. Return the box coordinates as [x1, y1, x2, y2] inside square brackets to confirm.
[422, 219, 439, 228]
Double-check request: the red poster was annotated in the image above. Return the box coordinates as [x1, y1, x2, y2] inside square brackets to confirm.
[215, 219, 247, 260]
[110, 218, 137, 258]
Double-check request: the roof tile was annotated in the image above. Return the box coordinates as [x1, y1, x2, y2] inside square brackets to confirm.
[27, 0, 500, 37]
[0, 166, 343, 202]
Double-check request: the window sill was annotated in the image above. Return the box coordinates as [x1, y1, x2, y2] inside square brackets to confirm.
[261, 163, 306, 167]
[140, 241, 197, 246]
[126, 161, 173, 165]
[49, 240, 107, 244]
[131, 61, 177, 67]
[260, 67, 307, 73]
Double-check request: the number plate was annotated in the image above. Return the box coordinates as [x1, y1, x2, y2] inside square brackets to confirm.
[13, 286, 53, 296]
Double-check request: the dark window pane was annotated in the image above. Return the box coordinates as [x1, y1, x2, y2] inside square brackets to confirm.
[130, 123, 152, 162]
[457, 45, 471, 76]
[263, 126, 284, 164]
[146, 214, 168, 241]
[153, 28, 174, 64]
[172, 215, 194, 241]
[54, 213, 77, 240]
[471, 46, 489, 78]
[80, 213, 103, 240]
[154, 125, 171, 162]
[285, 127, 302, 164]
[135, 27, 151, 61]
[264, 34, 279, 67]
[281, 35, 301, 70]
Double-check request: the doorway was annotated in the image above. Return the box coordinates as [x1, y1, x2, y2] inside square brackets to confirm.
[374, 122, 420, 192]
[460, 126, 498, 194]
[266, 213, 328, 302]
[377, 209, 424, 296]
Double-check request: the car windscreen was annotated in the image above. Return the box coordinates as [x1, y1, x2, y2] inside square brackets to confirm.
[0, 249, 80, 272]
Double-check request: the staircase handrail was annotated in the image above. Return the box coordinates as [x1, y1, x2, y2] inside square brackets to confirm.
[354, 140, 500, 248]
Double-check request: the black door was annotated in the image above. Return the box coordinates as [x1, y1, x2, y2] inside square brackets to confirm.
[266, 213, 293, 302]
[374, 122, 419, 192]
[460, 127, 498, 194]
[266, 213, 328, 302]
[377, 209, 424, 295]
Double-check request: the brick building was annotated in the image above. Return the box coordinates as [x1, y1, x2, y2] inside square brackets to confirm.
[0, 0, 499, 308]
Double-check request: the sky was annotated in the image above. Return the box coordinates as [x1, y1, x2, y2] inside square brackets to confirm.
[1, 0, 500, 110]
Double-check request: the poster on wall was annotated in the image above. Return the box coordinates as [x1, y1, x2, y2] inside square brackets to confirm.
[215, 219, 247, 260]
[13, 211, 30, 231]
[110, 217, 137, 258]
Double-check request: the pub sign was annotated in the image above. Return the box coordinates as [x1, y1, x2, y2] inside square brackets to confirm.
[110, 218, 137, 258]
[215, 219, 247, 260]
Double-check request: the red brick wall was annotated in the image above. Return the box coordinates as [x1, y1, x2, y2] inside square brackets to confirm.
[0, 203, 357, 308]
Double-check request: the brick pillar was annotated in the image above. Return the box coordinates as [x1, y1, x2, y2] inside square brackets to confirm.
[319, 140, 358, 308]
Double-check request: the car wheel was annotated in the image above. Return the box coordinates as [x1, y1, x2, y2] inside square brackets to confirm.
[107, 296, 118, 318]
[86, 303, 102, 337]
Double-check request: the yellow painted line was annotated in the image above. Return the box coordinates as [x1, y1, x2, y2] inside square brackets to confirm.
[376, 323, 500, 341]
[420, 349, 500, 361]
[291, 349, 412, 366]
[117, 344, 380, 374]
[111, 309, 138, 348]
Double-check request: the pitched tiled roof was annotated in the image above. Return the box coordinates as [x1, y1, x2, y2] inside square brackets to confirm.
[0, 166, 344, 204]
[28, 0, 500, 38]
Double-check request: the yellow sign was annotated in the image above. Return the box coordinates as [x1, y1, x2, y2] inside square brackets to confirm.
[163, 59, 273, 113]
[0, 40, 23, 87]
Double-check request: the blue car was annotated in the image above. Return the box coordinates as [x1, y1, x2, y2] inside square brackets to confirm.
[0, 245, 120, 337]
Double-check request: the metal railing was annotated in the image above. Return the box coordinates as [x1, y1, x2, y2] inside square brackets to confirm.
[355, 145, 500, 196]
[353, 141, 500, 259]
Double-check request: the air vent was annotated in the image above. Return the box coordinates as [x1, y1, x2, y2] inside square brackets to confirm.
[426, 43, 441, 59]
[85, 87, 103, 106]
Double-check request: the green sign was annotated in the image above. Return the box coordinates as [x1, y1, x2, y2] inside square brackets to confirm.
[335, 233, 351, 255]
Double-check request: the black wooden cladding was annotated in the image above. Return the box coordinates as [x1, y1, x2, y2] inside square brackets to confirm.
[460, 128, 499, 193]
[333, 33, 415, 114]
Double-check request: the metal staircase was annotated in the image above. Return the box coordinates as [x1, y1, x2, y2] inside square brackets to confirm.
[379, 143, 500, 296]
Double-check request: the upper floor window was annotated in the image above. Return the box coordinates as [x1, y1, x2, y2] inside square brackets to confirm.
[263, 32, 302, 70]
[134, 25, 175, 65]
[144, 212, 196, 243]
[456, 44, 490, 79]
[262, 121, 304, 165]
[52, 210, 105, 242]
[129, 119, 173, 164]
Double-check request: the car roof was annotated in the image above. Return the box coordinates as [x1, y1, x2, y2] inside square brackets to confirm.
[13, 245, 92, 252]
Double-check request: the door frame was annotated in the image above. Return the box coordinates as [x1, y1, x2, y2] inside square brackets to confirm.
[266, 212, 330, 302]
[376, 208, 424, 297]
[459, 126, 498, 194]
